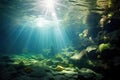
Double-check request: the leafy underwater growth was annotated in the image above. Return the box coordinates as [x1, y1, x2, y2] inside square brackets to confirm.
[97, 43, 111, 53]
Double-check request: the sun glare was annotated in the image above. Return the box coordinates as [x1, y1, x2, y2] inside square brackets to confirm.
[35, 17, 54, 28]
[9, 0, 70, 52]
[34, 0, 58, 28]
[44, 0, 55, 10]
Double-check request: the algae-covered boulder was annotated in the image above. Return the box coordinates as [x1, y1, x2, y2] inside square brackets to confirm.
[97, 43, 111, 53]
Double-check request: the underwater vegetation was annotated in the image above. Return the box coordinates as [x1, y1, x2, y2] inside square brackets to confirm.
[97, 43, 111, 53]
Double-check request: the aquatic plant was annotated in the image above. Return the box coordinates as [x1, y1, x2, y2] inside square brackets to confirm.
[97, 43, 111, 53]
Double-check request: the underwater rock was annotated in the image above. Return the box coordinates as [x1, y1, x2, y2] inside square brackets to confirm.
[70, 45, 97, 60]
[70, 50, 87, 60]
[61, 70, 78, 75]
[12, 75, 41, 80]
[31, 54, 44, 61]
[96, 0, 110, 9]
[54, 53, 65, 61]
[0, 54, 105, 80]
[46, 72, 55, 80]
[86, 45, 97, 52]
[78, 68, 103, 80]
[51, 66, 78, 74]
[29, 66, 47, 78]
[51, 69, 78, 80]
[24, 66, 33, 73]
[99, 12, 116, 29]
[54, 75, 66, 80]
[46, 59, 54, 66]
[55, 65, 64, 71]
[99, 15, 109, 28]
[12, 76, 31, 80]
[60, 60, 69, 67]
[0, 55, 13, 63]
[18, 61, 25, 67]
[64, 73, 77, 78]
[79, 29, 89, 38]
[0, 65, 17, 80]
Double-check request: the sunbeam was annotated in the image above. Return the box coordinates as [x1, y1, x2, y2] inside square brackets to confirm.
[6, 0, 71, 53]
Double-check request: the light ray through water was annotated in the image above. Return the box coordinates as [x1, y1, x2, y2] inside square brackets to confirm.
[7, 0, 71, 53]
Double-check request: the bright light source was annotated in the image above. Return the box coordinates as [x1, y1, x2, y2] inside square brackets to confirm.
[35, 0, 58, 27]
[9, 0, 71, 53]
[34, 17, 62, 28]
[35, 18, 46, 27]
[35, 17, 53, 28]
[36, 0, 56, 15]
[44, 0, 55, 10]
